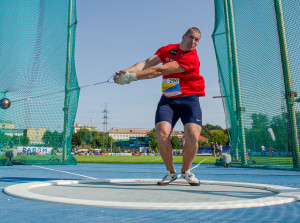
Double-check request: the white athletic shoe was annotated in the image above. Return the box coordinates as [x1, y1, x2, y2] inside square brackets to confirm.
[181, 170, 200, 186]
[157, 170, 177, 185]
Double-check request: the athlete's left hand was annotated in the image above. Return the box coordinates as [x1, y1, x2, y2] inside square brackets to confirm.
[113, 72, 137, 85]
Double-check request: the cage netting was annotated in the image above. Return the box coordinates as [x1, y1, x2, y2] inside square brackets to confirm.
[0, 0, 79, 165]
[212, 0, 300, 170]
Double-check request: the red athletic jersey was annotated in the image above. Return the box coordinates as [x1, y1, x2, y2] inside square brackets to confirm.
[155, 43, 205, 98]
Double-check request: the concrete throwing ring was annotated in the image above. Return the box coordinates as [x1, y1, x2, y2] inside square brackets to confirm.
[4, 179, 300, 210]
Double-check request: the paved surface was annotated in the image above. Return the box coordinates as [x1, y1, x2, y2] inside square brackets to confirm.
[1, 163, 300, 222]
[29, 181, 275, 202]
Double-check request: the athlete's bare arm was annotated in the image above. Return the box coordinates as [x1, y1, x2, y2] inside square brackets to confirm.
[123, 55, 162, 73]
[135, 61, 185, 80]
[114, 55, 185, 84]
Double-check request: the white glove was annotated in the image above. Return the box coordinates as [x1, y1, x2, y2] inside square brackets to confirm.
[113, 72, 137, 85]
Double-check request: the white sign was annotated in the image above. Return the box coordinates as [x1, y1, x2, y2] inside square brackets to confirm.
[17, 147, 53, 154]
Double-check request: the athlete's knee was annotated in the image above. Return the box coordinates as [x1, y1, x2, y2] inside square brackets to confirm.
[156, 121, 172, 142]
[184, 123, 202, 143]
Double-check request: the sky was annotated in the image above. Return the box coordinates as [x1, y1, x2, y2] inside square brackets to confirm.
[74, 0, 226, 132]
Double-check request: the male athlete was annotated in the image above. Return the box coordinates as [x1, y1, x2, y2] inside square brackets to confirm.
[114, 27, 205, 186]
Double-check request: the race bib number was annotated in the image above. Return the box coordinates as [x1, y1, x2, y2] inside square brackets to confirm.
[162, 78, 182, 97]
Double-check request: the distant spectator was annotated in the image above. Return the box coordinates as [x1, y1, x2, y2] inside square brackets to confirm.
[215, 142, 219, 156]
[211, 142, 215, 156]
[261, 145, 266, 156]
[218, 144, 223, 156]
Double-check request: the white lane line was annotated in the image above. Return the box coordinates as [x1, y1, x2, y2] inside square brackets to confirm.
[33, 165, 97, 180]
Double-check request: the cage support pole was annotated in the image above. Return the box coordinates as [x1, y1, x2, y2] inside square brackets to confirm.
[62, 0, 73, 162]
[274, 0, 300, 169]
[224, 0, 247, 165]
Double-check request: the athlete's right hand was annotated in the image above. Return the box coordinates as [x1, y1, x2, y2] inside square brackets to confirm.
[113, 72, 137, 85]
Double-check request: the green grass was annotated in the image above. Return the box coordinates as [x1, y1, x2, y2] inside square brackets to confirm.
[75, 155, 294, 166]
[2, 154, 294, 166]
[251, 156, 293, 165]
[75, 155, 219, 164]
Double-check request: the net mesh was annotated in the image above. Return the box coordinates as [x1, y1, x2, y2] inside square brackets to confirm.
[212, 0, 300, 169]
[0, 0, 79, 165]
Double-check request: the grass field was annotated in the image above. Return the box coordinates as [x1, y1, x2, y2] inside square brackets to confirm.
[1, 154, 294, 167]
[75, 155, 295, 169]
[74, 155, 294, 166]
[74, 155, 219, 164]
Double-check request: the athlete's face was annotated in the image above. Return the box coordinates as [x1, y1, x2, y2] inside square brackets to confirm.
[180, 30, 201, 51]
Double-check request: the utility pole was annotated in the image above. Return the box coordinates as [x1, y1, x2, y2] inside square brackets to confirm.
[102, 103, 109, 151]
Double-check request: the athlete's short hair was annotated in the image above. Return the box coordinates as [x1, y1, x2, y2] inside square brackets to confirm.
[184, 27, 201, 36]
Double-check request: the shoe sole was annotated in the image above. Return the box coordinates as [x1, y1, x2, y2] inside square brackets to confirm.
[188, 181, 200, 186]
[157, 178, 177, 186]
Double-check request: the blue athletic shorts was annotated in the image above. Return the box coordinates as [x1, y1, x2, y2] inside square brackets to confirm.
[155, 94, 202, 128]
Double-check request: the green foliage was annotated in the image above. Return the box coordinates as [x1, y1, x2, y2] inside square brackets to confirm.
[71, 132, 81, 147]
[118, 147, 121, 153]
[198, 140, 210, 147]
[200, 124, 228, 145]
[8, 135, 30, 147]
[201, 124, 223, 138]
[21, 136, 30, 146]
[147, 128, 158, 149]
[210, 130, 228, 145]
[71, 128, 115, 150]
[155, 147, 159, 153]
[171, 135, 180, 150]
[0, 132, 10, 147]
[245, 112, 290, 152]
[270, 115, 288, 151]
[251, 113, 269, 130]
[149, 148, 153, 153]
[42, 130, 63, 147]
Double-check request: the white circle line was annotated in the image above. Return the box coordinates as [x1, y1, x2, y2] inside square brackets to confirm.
[33, 165, 97, 180]
[4, 179, 300, 210]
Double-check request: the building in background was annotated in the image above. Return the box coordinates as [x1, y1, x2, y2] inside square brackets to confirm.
[106, 127, 183, 141]
[0, 120, 14, 129]
[25, 128, 47, 144]
[0, 120, 49, 145]
[73, 123, 98, 133]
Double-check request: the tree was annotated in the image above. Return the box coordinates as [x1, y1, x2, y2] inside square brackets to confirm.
[147, 128, 158, 149]
[20, 136, 30, 146]
[270, 114, 289, 151]
[251, 113, 269, 130]
[171, 135, 180, 150]
[71, 128, 90, 147]
[71, 129, 115, 150]
[201, 124, 223, 139]
[198, 140, 209, 147]
[72, 132, 81, 147]
[42, 130, 63, 147]
[200, 124, 228, 144]
[210, 130, 228, 145]
[245, 113, 270, 151]
[0, 132, 10, 147]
